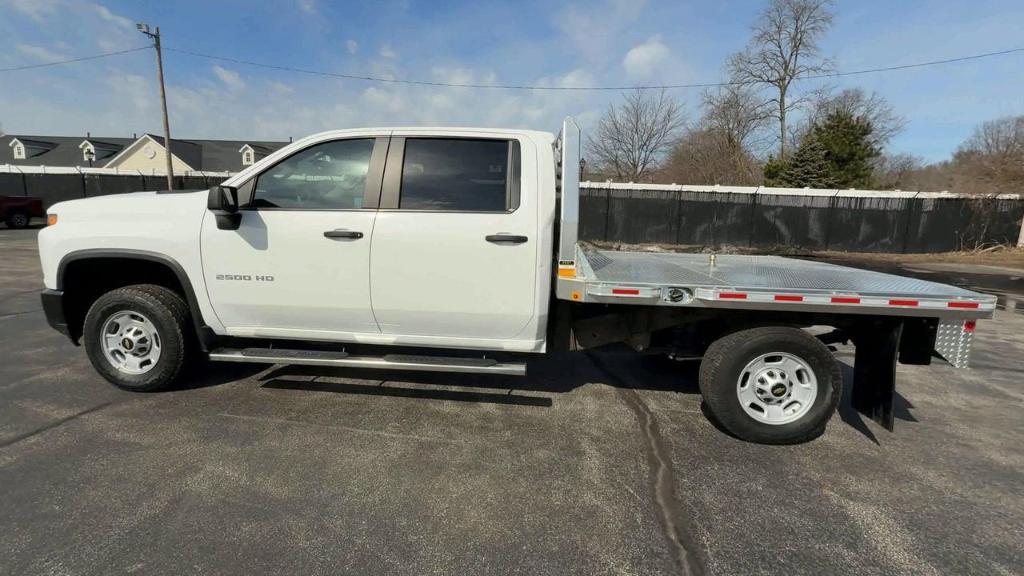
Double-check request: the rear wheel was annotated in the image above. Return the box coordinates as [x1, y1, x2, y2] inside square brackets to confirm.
[699, 326, 841, 444]
[83, 284, 192, 391]
[5, 211, 29, 228]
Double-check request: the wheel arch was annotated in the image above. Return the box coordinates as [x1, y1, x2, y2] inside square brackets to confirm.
[56, 249, 213, 349]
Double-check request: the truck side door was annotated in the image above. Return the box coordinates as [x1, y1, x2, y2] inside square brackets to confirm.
[369, 135, 540, 345]
[201, 136, 387, 339]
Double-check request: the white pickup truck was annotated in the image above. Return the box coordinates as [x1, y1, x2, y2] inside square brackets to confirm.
[38, 118, 995, 444]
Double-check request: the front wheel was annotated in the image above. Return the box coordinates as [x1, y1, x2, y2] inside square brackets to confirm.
[83, 284, 193, 391]
[699, 326, 841, 444]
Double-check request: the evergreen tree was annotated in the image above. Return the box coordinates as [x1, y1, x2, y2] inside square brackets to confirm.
[763, 109, 881, 188]
[809, 110, 880, 187]
[762, 155, 789, 186]
[782, 136, 835, 188]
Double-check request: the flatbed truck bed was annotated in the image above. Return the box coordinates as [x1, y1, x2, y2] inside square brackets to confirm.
[560, 246, 996, 320]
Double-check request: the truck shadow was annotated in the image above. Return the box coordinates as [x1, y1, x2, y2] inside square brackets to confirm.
[836, 361, 917, 445]
[256, 352, 699, 409]
[175, 361, 269, 391]
[255, 355, 915, 444]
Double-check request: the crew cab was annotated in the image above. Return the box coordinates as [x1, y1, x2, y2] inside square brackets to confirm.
[38, 119, 996, 444]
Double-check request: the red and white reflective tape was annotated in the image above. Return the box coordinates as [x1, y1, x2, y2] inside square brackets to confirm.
[586, 285, 661, 298]
[707, 290, 993, 311]
[581, 284, 993, 312]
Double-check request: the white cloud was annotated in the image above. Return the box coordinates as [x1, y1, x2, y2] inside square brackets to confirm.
[623, 35, 670, 80]
[90, 2, 133, 28]
[546, 68, 594, 89]
[104, 72, 155, 119]
[557, 0, 647, 62]
[212, 65, 246, 91]
[431, 67, 476, 86]
[297, 0, 317, 14]
[16, 44, 66, 62]
[6, 0, 61, 22]
[269, 81, 295, 96]
[0, 1, 601, 144]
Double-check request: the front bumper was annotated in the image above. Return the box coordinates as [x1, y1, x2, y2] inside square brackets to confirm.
[40, 289, 71, 339]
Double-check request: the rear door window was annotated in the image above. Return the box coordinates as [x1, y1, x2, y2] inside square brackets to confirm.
[399, 139, 515, 211]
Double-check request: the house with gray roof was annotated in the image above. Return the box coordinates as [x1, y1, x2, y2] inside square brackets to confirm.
[2, 133, 288, 173]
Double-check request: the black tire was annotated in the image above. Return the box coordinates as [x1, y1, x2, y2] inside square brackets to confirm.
[699, 326, 841, 444]
[5, 211, 30, 229]
[83, 284, 193, 392]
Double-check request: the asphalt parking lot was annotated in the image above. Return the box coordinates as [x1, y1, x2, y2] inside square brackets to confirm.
[2, 227, 1022, 575]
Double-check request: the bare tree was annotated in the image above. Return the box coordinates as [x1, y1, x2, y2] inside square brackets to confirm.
[729, 0, 834, 160]
[660, 84, 769, 186]
[873, 152, 922, 189]
[661, 127, 763, 186]
[810, 88, 906, 147]
[586, 89, 685, 182]
[870, 116, 1024, 194]
[958, 115, 1024, 158]
[701, 83, 773, 154]
[952, 115, 1024, 192]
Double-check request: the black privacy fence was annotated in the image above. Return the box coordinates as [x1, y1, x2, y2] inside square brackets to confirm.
[580, 183, 1024, 253]
[3, 169, 1021, 253]
[0, 169, 230, 212]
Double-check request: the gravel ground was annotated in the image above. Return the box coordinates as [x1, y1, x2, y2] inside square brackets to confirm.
[1, 228, 1022, 575]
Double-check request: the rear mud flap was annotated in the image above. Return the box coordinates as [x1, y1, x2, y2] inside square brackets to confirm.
[851, 320, 904, 431]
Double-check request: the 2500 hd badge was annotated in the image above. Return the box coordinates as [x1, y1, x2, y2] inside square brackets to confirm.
[215, 274, 275, 282]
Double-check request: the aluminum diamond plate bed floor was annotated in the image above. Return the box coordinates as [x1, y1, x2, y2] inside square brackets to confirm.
[577, 248, 988, 299]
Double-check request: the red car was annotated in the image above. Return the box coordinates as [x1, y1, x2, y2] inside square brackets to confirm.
[0, 195, 46, 228]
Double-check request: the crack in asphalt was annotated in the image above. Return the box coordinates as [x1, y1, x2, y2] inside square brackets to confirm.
[0, 308, 42, 319]
[588, 354, 705, 576]
[0, 402, 115, 449]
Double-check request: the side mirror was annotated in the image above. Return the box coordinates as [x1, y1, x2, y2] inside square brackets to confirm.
[207, 185, 241, 230]
[208, 185, 239, 212]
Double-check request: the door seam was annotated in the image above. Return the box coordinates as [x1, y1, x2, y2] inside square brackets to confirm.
[366, 132, 391, 333]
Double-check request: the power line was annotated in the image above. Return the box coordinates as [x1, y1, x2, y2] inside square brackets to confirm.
[807, 47, 1024, 80]
[2, 43, 1021, 90]
[0, 46, 150, 72]
[164, 45, 1024, 91]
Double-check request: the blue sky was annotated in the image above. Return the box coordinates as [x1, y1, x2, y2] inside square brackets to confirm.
[1, 0, 1022, 162]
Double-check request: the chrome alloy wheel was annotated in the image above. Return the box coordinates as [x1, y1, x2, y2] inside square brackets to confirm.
[101, 311, 162, 375]
[736, 352, 818, 425]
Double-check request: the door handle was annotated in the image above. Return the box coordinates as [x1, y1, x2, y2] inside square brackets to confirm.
[324, 229, 364, 239]
[486, 234, 528, 244]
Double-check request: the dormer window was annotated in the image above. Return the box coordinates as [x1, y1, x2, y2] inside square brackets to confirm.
[239, 144, 258, 167]
[10, 137, 56, 161]
[82, 143, 96, 163]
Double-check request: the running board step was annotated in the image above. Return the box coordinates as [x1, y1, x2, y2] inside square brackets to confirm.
[208, 348, 526, 376]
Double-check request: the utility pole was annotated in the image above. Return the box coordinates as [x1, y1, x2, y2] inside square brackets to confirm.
[137, 22, 174, 190]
